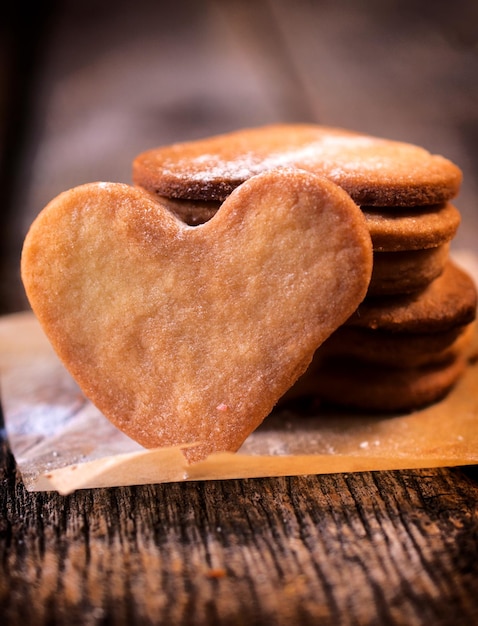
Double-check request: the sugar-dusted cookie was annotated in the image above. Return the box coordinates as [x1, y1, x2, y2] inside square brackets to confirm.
[133, 124, 462, 206]
[21, 170, 373, 461]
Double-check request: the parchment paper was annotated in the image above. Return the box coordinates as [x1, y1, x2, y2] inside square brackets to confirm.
[1, 286, 477, 494]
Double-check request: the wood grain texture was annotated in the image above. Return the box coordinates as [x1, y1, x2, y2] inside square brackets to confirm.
[1, 424, 478, 625]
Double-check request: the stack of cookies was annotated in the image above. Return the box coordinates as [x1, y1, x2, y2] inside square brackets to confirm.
[133, 124, 477, 413]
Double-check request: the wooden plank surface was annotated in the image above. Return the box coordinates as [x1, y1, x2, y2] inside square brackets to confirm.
[1, 432, 478, 625]
[1, 1, 478, 623]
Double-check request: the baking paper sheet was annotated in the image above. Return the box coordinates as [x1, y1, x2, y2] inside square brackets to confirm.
[1, 302, 477, 495]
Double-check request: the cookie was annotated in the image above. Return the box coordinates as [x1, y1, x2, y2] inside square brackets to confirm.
[318, 321, 476, 368]
[363, 202, 461, 252]
[155, 195, 220, 226]
[368, 244, 449, 295]
[306, 354, 468, 413]
[348, 261, 477, 334]
[21, 170, 373, 461]
[133, 124, 462, 206]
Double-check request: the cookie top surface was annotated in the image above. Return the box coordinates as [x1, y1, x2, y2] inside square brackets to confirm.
[133, 124, 462, 206]
[21, 170, 373, 460]
[347, 261, 477, 333]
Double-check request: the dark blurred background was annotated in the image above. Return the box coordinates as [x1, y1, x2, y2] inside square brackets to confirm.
[1, 0, 477, 314]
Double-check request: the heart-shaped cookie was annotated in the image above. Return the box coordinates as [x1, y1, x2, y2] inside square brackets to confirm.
[21, 169, 372, 461]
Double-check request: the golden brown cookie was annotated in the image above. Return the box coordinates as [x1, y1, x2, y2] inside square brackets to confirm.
[363, 202, 461, 251]
[151, 195, 220, 226]
[368, 244, 449, 295]
[348, 261, 477, 333]
[133, 124, 462, 206]
[21, 170, 373, 461]
[317, 321, 476, 368]
[306, 354, 468, 413]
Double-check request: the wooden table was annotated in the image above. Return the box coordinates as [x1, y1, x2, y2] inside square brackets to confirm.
[1, 429, 478, 624]
[1, 1, 478, 623]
